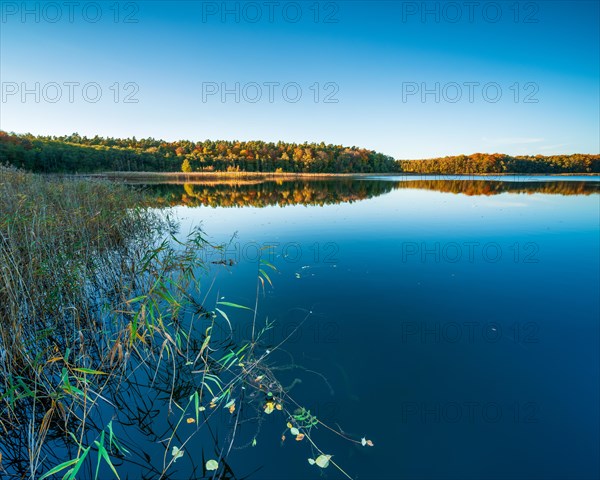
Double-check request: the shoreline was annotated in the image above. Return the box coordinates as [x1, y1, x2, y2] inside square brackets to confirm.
[79, 171, 600, 182]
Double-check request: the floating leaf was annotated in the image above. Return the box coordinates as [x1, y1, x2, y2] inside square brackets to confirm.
[295, 433, 305, 441]
[186, 418, 195, 424]
[229, 403, 236, 414]
[308, 458, 316, 465]
[276, 403, 283, 410]
[315, 454, 332, 468]
[171, 446, 184, 463]
[361, 437, 366, 446]
[366, 439, 374, 446]
[287, 422, 293, 429]
[251, 438, 257, 447]
[205, 459, 219, 471]
[264, 401, 275, 414]
[281, 435, 286, 442]
[199, 406, 206, 412]
[290, 427, 300, 436]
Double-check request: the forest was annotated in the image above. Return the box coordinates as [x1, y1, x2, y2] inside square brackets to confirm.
[1, 132, 598, 174]
[397, 153, 600, 174]
[0, 132, 395, 173]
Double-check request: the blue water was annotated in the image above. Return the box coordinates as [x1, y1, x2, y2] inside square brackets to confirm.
[29, 178, 595, 479]
[155, 177, 600, 479]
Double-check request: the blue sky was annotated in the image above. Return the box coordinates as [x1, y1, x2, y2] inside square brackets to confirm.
[1, 1, 598, 158]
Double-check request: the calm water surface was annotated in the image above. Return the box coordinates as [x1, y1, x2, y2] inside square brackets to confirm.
[135, 176, 599, 480]
[91, 177, 600, 479]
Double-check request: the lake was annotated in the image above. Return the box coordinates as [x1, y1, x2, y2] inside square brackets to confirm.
[75, 176, 600, 479]
[136, 175, 600, 479]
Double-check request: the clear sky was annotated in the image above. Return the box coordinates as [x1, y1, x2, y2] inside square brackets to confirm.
[1, 0, 598, 159]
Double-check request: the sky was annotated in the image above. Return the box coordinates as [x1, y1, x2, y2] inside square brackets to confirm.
[1, 0, 598, 159]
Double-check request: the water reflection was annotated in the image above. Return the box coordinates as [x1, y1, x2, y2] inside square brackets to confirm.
[142, 177, 599, 208]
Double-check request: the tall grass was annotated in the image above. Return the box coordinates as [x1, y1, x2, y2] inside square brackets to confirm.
[0, 166, 169, 476]
[0, 166, 371, 479]
[0, 166, 162, 363]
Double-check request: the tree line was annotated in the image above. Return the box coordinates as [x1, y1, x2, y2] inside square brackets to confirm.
[0, 132, 395, 173]
[398, 153, 599, 174]
[1, 132, 598, 174]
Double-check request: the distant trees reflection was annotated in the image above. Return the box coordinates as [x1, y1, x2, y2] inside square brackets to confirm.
[144, 178, 599, 208]
[396, 179, 599, 196]
[147, 179, 395, 207]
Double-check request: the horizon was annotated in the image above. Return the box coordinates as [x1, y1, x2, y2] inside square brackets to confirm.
[1, 1, 599, 158]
